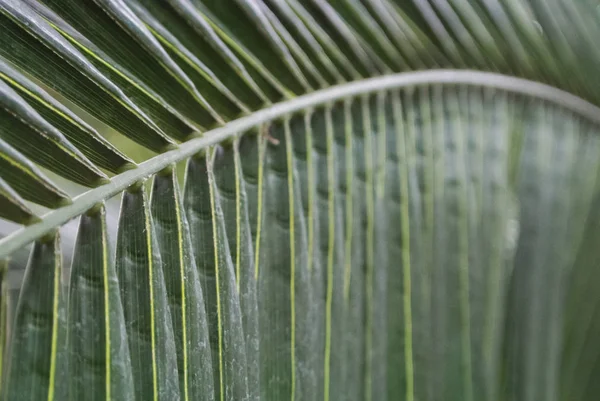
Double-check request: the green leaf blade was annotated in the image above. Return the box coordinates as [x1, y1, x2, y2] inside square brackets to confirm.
[213, 142, 260, 401]
[0, 0, 175, 152]
[68, 204, 134, 401]
[150, 167, 215, 401]
[0, 177, 40, 225]
[184, 152, 249, 401]
[0, 79, 108, 187]
[0, 58, 135, 174]
[115, 185, 181, 401]
[36, 0, 222, 129]
[257, 118, 316, 399]
[0, 138, 70, 209]
[3, 234, 68, 401]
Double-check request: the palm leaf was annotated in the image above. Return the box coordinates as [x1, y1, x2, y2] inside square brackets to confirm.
[0, 1, 600, 401]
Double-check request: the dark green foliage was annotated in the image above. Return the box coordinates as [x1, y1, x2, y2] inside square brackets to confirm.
[1, 1, 600, 401]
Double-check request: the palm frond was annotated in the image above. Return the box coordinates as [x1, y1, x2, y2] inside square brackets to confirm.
[0, 1, 600, 401]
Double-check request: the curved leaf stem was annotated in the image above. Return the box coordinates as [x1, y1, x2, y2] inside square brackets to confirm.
[2, 69, 600, 257]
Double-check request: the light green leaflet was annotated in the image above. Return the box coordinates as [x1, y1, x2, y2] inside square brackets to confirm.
[0, 138, 70, 209]
[2, 234, 68, 401]
[213, 141, 260, 400]
[0, 177, 40, 225]
[189, 0, 309, 96]
[34, 0, 224, 130]
[0, 79, 108, 187]
[115, 185, 180, 401]
[256, 118, 315, 400]
[0, 0, 176, 152]
[129, 0, 268, 109]
[68, 204, 134, 401]
[125, 0, 251, 118]
[150, 167, 215, 401]
[343, 98, 367, 401]
[0, 58, 134, 174]
[183, 151, 249, 401]
[289, 111, 325, 401]
[0, 259, 7, 394]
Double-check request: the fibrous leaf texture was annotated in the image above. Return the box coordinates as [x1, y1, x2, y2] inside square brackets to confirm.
[1, 1, 600, 401]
